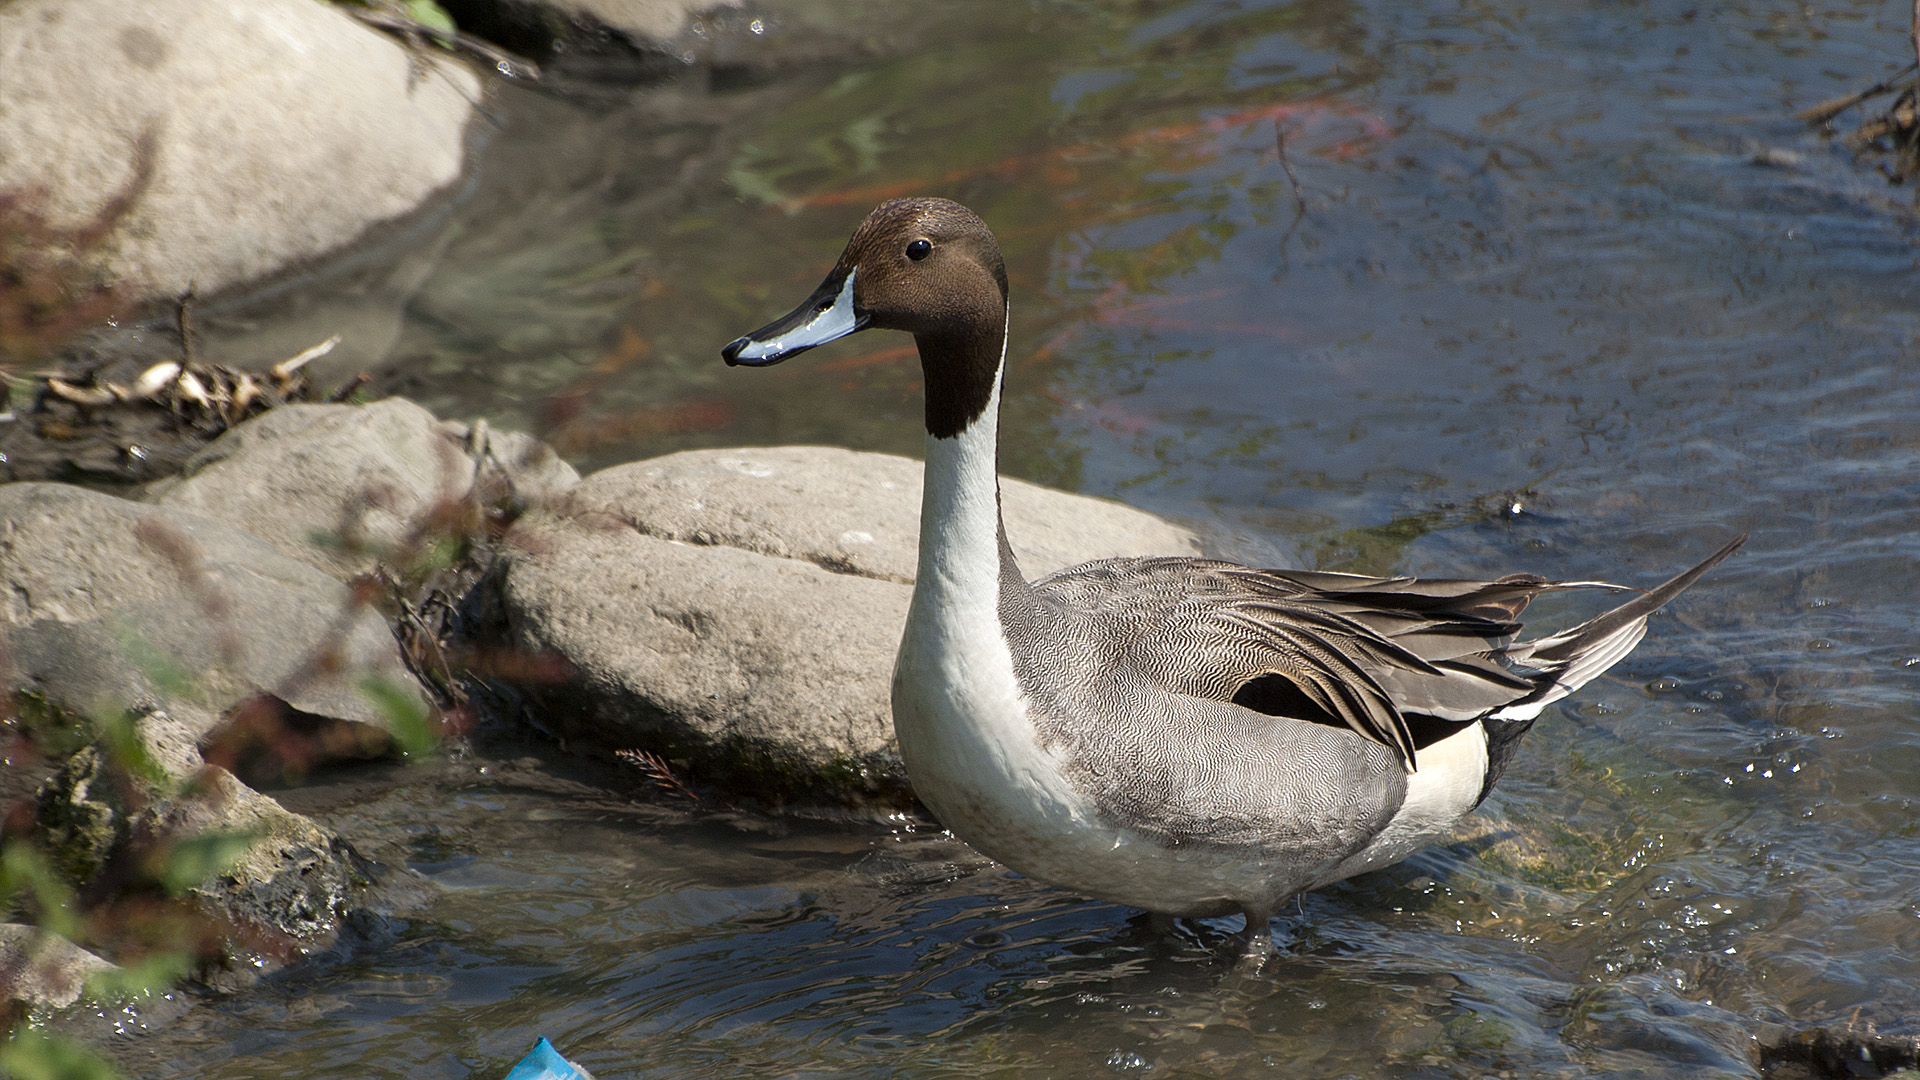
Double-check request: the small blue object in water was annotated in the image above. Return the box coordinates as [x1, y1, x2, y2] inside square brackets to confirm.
[502, 1038, 594, 1080]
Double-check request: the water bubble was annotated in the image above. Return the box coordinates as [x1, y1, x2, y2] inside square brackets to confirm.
[1648, 677, 1681, 693]
[1306, 998, 1327, 1009]
[750, 18, 765, 34]
[1807, 638, 1836, 651]
[1105, 1050, 1152, 1072]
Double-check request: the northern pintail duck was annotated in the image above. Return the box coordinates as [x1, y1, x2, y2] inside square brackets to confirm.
[722, 197, 1742, 956]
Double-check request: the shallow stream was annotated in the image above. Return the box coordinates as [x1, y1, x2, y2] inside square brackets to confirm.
[117, 0, 1920, 1075]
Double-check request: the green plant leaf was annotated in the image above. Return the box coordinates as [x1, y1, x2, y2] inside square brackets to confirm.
[0, 1027, 122, 1080]
[401, 0, 456, 36]
[0, 842, 81, 941]
[359, 675, 436, 759]
[89, 708, 170, 792]
[153, 830, 260, 897]
[83, 950, 195, 1003]
[109, 621, 197, 700]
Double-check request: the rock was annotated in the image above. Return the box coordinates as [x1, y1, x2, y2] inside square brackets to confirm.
[0, 483, 423, 769]
[148, 400, 481, 581]
[596, 445, 1201, 584]
[0, 924, 118, 1010]
[138, 766, 369, 949]
[32, 741, 370, 954]
[0, 0, 479, 303]
[1758, 1021, 1920, 1079]
[498, 446, 1200, 806]
[440, 416, 582, 510]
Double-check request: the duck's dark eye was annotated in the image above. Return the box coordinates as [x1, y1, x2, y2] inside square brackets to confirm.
[905, 239, 932, 261]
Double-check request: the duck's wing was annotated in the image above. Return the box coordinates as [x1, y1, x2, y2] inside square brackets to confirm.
[1034, 535, 1745, 773]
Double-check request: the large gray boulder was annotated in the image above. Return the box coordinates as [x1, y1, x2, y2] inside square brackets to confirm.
[498, 446, 1200, 806]
[0, 0, 479, 303]
[0, 483, 423, 766]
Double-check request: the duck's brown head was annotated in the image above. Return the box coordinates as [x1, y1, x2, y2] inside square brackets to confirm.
[723, 197, 1010, 438]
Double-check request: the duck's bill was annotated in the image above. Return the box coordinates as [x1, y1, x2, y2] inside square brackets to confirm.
[722, 267, 869, 367]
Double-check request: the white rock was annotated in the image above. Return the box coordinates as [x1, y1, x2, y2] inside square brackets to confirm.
[0, 0, 479, 300]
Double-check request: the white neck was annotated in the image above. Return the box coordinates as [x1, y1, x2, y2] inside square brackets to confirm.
[893, 315, 1078, 847]
[911, 310, 1012, 605]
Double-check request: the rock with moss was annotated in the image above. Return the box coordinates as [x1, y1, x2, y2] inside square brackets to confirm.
[30, 710, 373, 954]
[496, 446, 1200, 807]
[0, 482, 423, 767]
[0, 0, 479, 306]
[136, 766, 371, 948]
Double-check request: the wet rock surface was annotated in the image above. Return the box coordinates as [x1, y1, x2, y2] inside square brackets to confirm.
[0, 0, 479, 302]
[1758, 1022, 1920, 1079]
[496, 445, 1201, 805]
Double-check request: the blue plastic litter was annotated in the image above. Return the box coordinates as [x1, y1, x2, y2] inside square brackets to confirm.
[503, 1038, 594, 1080]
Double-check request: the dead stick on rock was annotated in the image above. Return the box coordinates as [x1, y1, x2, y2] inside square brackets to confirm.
[175, 286, 197, 368]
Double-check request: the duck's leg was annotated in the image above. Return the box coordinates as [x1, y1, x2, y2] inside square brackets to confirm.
[1148, 911, 1179, 937]
[1239, 906, 1275, 961]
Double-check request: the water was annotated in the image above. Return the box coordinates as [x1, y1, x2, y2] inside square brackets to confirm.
[123, 0, 1920, 1075]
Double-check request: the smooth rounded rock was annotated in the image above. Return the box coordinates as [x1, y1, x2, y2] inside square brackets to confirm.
[0, 0, 479, 301]
[149, 400, 481, 581]
[590, 445, 1201, 585]
[0, 482, 423, 760]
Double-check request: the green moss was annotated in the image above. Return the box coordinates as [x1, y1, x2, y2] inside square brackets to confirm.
[32, 748, 126, 889]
